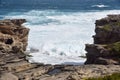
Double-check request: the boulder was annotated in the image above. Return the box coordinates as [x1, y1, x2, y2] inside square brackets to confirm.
[0, 19, 29, 53]
[94, 14, 120, 44]
[85, 15, 120, 65]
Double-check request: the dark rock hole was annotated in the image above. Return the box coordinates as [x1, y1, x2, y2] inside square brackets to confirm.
[48, 69, 62, 75]
[5, 38, 13, 44]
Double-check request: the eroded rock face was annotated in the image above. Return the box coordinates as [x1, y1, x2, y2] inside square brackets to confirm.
[1, 17, 120, 80]
[85, 15, 120, 65]
[0, 19, 29, 53]
[94, 14, 120, 44]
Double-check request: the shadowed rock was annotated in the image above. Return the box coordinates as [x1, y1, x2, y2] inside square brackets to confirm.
[85, 15, 120, 65]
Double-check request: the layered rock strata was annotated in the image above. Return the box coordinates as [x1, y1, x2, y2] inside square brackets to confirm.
[0, 19, 29, 53]
[1, 18, 120, 80]
[85, 15, 120, 65]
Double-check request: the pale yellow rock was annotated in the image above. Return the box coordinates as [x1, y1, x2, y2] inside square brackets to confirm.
[0, 73, 18, 80]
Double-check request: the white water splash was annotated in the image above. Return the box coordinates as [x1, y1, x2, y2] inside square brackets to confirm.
[4, 10, 120, 65]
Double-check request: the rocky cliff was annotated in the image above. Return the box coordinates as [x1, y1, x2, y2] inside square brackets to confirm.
[0, 19, 29, 53]
[0, 19, 29, 65]
[85, 15, 120, 65]
[1, 18, 120, 80]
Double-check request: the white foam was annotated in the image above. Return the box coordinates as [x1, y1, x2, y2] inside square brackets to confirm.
[92, 4, 109, 8]
[26, 52, 86, 65]
[4, 10, 120, 65]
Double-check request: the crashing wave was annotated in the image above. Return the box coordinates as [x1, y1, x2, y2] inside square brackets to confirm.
[92, 4, 109, 8]
[3, 10, 120, 65]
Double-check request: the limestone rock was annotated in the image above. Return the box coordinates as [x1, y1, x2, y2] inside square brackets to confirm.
[0, 19, 29, 53]
[94, 14, 120, 44]
[85, 44, 120, 64]
[1, 17, 120, 80]
[85, 15, 120, 64]
[0, 73, 18, 80]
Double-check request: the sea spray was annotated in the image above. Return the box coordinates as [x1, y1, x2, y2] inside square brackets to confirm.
[3, 10, 120, 65]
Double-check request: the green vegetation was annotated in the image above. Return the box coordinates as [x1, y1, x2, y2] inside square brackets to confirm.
[116, 22, 120, 26]
[103, 24, 112, 31]
[112, 42, 120, 52]
[86, 73, 120, 80]
[102, 22, 120, 31]
[105, 41, 120, 53]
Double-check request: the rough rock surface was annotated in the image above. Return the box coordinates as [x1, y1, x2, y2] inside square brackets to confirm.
[1, 18, 120, 80]
[85, 14, 120, 64]
[0, 19, 29, 53]
[0, 73, 18, 80]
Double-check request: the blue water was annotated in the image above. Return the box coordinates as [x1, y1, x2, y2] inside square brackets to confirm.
[0, 0, 120, 65]
[0, 0, 120, 10]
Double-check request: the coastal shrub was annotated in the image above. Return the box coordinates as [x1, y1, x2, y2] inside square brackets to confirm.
[102, 22, 120, 31]
[86, 73, 120, 80]
[106, 41, 120, 53]
[103, 41, 120, 54]
[116, 22, 120, 26]
[112, 42, 120, 53]
[103, 24, 112, 31]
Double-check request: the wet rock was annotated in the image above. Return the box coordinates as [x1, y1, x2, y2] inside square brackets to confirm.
[29, 47, 39, 53]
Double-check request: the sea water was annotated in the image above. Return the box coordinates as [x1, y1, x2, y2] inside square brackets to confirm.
[0, 0, 120, 65]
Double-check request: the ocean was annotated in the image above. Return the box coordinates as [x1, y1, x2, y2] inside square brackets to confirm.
[0, 0, 120, 65]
